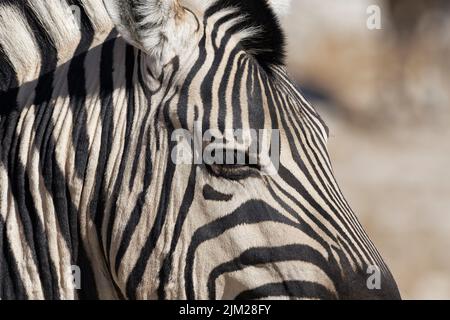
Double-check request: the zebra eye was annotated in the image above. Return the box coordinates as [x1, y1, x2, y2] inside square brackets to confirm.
[204, 149, 261, 180]
[207, 163, 261, 180]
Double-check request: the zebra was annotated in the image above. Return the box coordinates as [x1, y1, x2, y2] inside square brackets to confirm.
[0, 0, 401, 300]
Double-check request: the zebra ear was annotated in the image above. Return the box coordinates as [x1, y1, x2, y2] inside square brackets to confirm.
[267, 0, 291, 16]
[103, 0, 197, 58]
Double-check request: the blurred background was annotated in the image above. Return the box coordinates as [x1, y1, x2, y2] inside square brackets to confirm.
[281, 0, 450, 300]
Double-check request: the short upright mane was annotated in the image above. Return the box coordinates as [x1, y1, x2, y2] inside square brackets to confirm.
[206, 0, 286, 71]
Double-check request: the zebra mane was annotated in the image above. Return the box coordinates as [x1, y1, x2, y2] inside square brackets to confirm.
[209, 0, 287, 71]
[0, 0, 289, 91]
[0, 0, 113, 90]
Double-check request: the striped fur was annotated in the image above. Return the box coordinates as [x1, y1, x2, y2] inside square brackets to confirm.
[0, 0, 401, 299]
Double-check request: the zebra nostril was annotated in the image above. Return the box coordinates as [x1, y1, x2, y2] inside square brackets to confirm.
[202, 184, 233, 202]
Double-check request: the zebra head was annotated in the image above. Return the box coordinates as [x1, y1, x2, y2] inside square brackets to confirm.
[0, 0, 401, 300]
[100, 0, 401, 299]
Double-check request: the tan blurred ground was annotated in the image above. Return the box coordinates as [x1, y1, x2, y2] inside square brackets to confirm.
[281, 0, 450, 299]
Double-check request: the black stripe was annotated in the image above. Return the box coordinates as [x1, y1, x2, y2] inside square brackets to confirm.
[201, 12, 241, 134]
[157, 164, 197, 299]
[4, 2, 62, 299]
[128, 52, 151, 190]
[125, 87, 179, 298]
[231, 55, 246, 130]
[125, 138, 177, 299]
[298, 112, 381, 265]
[258, 67, 279, 131]
[217, 47, 241, 133]
[0, 214, 28, 299]
[85, 32, 121, 297]
[269, 79, 369, 265]
[0, 44, 19, 116]
[104, 43, 137, 259]
[278, 165, 363, 268]
[267, 179, 337, 245]
[20, 2, 58, 100]
[113, 55, 155, 278]
[246, 62, 262, 132]
[185, 200, 307, 299]
[275, 92, 371, 265]
[64, 4, 97, 290]
[0, 110, 22, 298]
[154, 57, 180, 150]
[207, 245, 337, 300]
[202, 184, 233, 202]
[279, 96, 357, 221]
[265, 181, 354, 295]
[67, 0, 96, 180]
[177, 33, 207, 130]
[7, 158, 58, 299]
[235, 281, 336, 300]
[114, 141, 153, 275]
